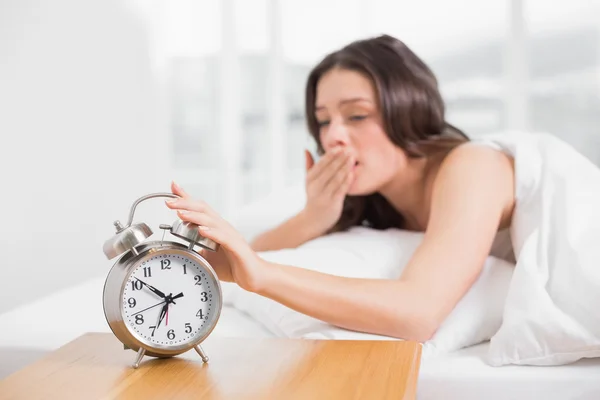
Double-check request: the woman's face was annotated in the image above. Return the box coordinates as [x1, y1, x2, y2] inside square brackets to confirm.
[314, 67, 407, 196]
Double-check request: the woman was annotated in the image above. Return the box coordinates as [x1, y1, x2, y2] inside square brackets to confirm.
[165, 34, 516, 342]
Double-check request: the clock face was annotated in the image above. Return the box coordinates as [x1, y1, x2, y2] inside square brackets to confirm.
[121, 251, 220, 348]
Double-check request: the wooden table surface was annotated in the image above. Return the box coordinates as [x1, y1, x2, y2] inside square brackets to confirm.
[0, 332, 421, 400]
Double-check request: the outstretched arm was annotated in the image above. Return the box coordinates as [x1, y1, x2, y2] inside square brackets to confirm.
[255, 145, 515, 341]
[167, 145, 514, 341]
[257, 264, 433, 341]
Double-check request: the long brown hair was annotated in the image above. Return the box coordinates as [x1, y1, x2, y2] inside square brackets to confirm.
[305, 34, 470, 233]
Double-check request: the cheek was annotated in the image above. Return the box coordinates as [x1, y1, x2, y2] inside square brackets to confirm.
[359, 124, 403, 172]
[349, 134, 404, 194]
[359, 154, 398, 186]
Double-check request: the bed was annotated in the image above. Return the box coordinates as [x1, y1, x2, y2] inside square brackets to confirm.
[1, 276, 599, 399]
[4, 171, 600, 398]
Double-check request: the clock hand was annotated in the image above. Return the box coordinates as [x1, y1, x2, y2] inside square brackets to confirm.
[135, 278, 166, 298]
[164, 294, 183, 325]
[171, 292, 184, 301]
[156, 302, 169, 329]
[131, 300, 166, 316]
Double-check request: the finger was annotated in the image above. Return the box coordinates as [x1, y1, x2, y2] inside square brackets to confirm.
[307, 147, 344, 182]
[333, 167, 354, 199]
[326, 157, 353, 196]
[171, 198, 242, 243]
[176, 208, 241, 243]
[308, 147, 343, 179]
[195, 225, 238, 253]
[171, 181, 191, 199]
[178, 211, 236, 253]
[305, 149, 315, 171]
[176, 209, 215, 228]
[165, 197, 213, 214]
[308, 150, 348, 190]
[316, 152, 351, 190]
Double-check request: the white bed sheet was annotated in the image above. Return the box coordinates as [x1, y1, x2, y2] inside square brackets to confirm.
[419, 341, 600, 400]
[1, 277, 599, 400]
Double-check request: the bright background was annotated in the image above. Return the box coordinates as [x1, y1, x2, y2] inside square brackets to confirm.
[0, 0, 598, 313]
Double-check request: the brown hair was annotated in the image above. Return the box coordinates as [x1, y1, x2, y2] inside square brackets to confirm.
[305, 34, 469, 233]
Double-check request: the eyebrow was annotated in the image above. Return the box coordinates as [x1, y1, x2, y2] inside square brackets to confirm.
[315, 97, 372, 111]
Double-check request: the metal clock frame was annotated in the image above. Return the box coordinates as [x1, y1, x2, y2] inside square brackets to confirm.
[102, 192, 223, 368]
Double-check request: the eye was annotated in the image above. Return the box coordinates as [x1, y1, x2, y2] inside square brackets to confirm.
[349, 115, 367, 121]
[317, 120, 330, 127]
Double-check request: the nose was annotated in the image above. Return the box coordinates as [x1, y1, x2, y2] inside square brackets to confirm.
[321, 118, 350, 151]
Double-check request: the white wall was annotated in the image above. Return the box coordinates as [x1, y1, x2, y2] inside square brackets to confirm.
[0, 0, 172, 313]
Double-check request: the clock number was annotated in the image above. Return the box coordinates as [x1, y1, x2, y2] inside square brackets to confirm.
[128, 298, 136, 308]
[196, 309, 204, 319]
[135, 315, 144, 325]
[200, 292, 208, 302]
[143, 267, 152, 277]
[131, 280, 143, 291]
[185, 323, 192, 333]
[167, 329, 176, 340]
[182, 264, 187, 275]
[149, 325, 157, 337]
[161, 259, 171, 270]
[194, 275, 202, 285]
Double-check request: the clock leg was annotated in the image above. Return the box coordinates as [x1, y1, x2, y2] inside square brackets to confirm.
[132, 347, 146, 369]
[194, 344, 209, 363]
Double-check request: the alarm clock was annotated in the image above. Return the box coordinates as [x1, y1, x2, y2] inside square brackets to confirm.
[102, 192, 222, 368]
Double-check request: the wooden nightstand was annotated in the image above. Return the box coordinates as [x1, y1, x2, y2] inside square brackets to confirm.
[0, 332, 421, 399]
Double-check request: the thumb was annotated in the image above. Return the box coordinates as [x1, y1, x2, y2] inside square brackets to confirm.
[305, 149, 315, 171]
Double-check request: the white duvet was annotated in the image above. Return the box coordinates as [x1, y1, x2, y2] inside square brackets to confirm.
[477, 131, 600, 366]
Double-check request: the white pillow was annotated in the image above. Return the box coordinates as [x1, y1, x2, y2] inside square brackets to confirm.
[222, 226, 514, 356]
[229, 182, 306, 242]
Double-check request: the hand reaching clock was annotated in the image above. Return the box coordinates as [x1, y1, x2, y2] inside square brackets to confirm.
[165, 181, 269, 292]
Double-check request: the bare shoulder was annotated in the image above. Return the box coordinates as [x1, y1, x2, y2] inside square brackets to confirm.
[437, 142, 514, 185]
[442, 142, 513, 172]
[431, 142, 516, 227]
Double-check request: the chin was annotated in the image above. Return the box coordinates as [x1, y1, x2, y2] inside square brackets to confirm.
[347, 180, 378, 197]
[347, 165, 375, 196]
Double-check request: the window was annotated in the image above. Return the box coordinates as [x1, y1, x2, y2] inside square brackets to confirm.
[129, 0, 600, 217]
[526, 0, 600, 164]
